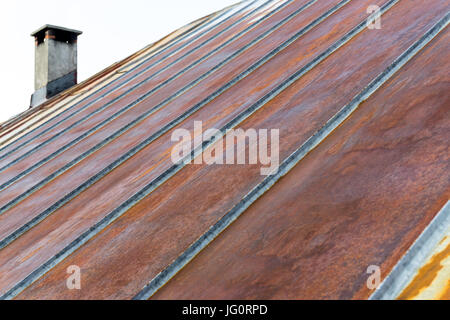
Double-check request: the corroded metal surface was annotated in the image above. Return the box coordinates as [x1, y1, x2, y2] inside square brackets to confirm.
[0, 0, 447, 300]
[151, 26, 450, 300]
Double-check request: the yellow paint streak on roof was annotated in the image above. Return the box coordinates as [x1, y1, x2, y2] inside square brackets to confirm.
[398, 234, 450, 300]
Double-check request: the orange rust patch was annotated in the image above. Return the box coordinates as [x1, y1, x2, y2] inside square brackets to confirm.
[398, 241, 450, 300]
[440, 281, 450, 300]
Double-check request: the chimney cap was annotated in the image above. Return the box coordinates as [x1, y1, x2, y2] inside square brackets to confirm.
[31, 24, 82, 38]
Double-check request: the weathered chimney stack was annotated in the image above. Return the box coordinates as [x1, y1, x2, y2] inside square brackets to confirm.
[30, 25, 82, 107]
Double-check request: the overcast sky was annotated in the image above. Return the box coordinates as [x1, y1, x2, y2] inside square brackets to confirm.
[0, 0, 237, 122]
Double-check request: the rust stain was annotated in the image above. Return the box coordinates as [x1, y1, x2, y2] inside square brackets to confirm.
[398, 237, 450, 300]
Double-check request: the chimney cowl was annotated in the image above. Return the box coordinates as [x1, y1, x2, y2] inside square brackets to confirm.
[30, 25, 82, 108]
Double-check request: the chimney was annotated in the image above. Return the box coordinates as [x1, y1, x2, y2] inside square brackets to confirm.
[30, 25, 82, 107]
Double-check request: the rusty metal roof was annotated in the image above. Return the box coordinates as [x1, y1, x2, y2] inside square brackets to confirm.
[0, 0, 448, 300]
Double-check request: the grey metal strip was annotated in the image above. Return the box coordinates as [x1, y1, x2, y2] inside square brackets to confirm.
[0, 0, 340, 247]
[0, 0, 380, 300]
[134, 6, 449, 300]
[0, 0, 254, 161]
[370, 200, 450, 300]
[0, 0, 287, 195]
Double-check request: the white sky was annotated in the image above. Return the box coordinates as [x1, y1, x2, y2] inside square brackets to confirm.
[0, 0, 238, 122]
